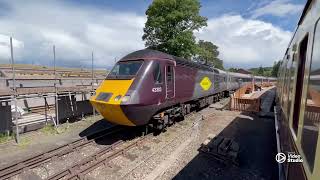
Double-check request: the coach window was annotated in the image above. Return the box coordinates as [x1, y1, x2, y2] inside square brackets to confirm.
[153, 62, 162, 84]
[290, 50, 298, 132]
[301, 23, 320, 172]
[214, 74, 219, 88]
[284, 57, 292, 115]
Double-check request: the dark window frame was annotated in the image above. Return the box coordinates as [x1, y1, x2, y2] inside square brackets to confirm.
[153, 62, 163, 84]
[167, 66, 173, 82]
[107, 60, 144, 79]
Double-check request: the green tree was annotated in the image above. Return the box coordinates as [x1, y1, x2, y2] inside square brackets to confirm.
[264, 70, 272, 77]
[228, 68, 238, 72]
[142, 0, 207, 58]
[196, 40, 224, 69]
[271, 61, 281, 77]
[257, 65, 264, 76]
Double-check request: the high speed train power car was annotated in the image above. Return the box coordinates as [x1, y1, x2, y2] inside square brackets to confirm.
[90, 49, 271, 130]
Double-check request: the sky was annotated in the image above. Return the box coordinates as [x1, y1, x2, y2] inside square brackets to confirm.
[0, 0, 306, 69]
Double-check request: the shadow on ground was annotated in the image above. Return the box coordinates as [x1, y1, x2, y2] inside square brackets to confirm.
[79, 119, 114, 137]
[173, 112, 278, 180]
[79, 119, 148, 146]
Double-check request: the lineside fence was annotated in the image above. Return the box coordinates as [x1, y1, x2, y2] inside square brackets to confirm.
[0, 36, 110, 143]
[230, 82, 275, 112]
[230, 83, 260, 112]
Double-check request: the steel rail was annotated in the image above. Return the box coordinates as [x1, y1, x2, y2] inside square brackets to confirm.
[0, 125, 123, 179]
[47, 135, 148, 180]
[120, 115, 202, 179]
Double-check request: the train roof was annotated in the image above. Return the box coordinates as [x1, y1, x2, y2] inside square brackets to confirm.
[120, 49, 214, 72]
[215, 69, 227, 75]
[297, 0, 313, 26]
[268, 77, 277, 80]
[254, 76, 277, 80]
[228, 72, 252, 78]
[121, 49, 173, 61]
[120, 49, 274, 79]
[173, 56, 214, 72]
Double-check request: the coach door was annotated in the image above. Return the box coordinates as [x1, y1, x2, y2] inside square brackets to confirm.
[292, 35, 308, 135]
[165, 63, 175, 99]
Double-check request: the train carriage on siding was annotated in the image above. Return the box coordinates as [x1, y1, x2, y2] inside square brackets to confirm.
[90, 49, 242, 129]
[215, 69, 228, 92]
[228, 71, 253, 90]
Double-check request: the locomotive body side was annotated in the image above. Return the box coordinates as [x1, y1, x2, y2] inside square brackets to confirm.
[228, 71, 252, 90]
[90, 49, 261, 128]
[213, 69, 227, 93]
[90, 49, 218, 126]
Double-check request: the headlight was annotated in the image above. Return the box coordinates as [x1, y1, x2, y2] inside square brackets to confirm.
[121, 95, 131, 102]
[114, 95, 122, 101]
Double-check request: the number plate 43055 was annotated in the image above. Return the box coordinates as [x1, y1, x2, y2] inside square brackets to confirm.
[152, 87, 162, 92]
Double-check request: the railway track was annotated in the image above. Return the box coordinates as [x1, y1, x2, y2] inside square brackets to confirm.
[120, 114, 202, 179]
[0, 98, 227, 180]
[49, 113, 201, 180]
[0, 125, 124, 180]
[48, 135, 148, 180]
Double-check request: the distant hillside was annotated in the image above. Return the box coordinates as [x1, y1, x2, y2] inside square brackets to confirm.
[248, 67, 272, 72]
[0, 64, 108, 74]
[249, 67, 273, 77]
[229, 66, 277, 77]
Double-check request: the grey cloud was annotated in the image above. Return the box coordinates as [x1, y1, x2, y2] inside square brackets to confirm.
[196, 15, 292, 68]
[0, 0, 146, 68]
[0, 0, 294, 69]
[251, 0, 304, 18]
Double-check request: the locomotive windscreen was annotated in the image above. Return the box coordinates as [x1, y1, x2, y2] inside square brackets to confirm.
[107, 60, 143, 79]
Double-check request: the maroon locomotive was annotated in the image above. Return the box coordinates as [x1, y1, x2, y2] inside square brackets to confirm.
[90, 49, 254, 130]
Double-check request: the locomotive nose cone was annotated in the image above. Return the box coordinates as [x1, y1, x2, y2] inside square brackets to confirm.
[90, 79, 135, 126]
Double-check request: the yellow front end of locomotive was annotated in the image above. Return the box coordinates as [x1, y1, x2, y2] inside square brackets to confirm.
[90, 79, 135, 126]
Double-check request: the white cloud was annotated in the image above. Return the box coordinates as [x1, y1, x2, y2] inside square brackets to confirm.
[0, 0, 146, 68]
[0, 34, 24, 62]
[196, 15, 292, 68]
[0, 0, 294, 69]
[251, 0, 304, 18]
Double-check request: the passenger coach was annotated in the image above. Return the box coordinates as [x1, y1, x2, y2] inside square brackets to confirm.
[276, 0, 320, 179]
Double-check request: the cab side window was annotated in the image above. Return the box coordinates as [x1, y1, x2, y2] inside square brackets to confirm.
[153, 62, 162, 83]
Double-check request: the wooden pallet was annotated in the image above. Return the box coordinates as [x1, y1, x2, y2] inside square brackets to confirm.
[12, 113, 55, 127]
